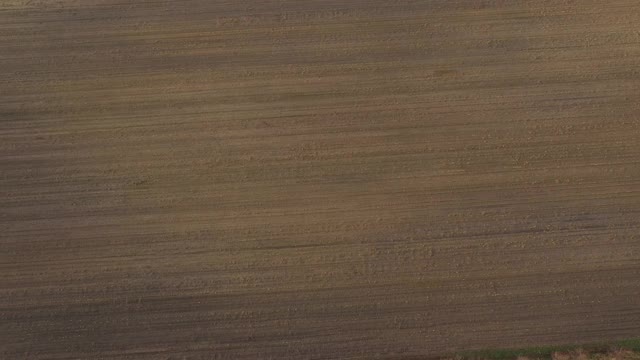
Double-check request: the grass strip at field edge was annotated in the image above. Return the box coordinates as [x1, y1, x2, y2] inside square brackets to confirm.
[447, 338, 640, 360]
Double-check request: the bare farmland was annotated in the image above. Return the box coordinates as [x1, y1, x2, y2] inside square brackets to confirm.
[1, 1, 640, 359]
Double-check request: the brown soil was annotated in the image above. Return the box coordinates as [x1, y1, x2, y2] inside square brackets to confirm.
[1, 1, 639, 359]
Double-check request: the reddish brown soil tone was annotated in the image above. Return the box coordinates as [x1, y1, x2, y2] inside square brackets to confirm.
[1, 1, 640, 359]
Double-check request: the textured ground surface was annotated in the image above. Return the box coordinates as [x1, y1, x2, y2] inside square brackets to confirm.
[2, 1, 640, 359]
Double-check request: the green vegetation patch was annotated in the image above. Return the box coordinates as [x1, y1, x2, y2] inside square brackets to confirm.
[450, 338, 640, 360]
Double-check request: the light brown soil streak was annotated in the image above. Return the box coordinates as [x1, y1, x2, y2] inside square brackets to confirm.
[1, 1, 640, 359]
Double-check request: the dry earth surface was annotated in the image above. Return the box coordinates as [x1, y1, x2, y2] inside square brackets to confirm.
[2, 0, 640, 359]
